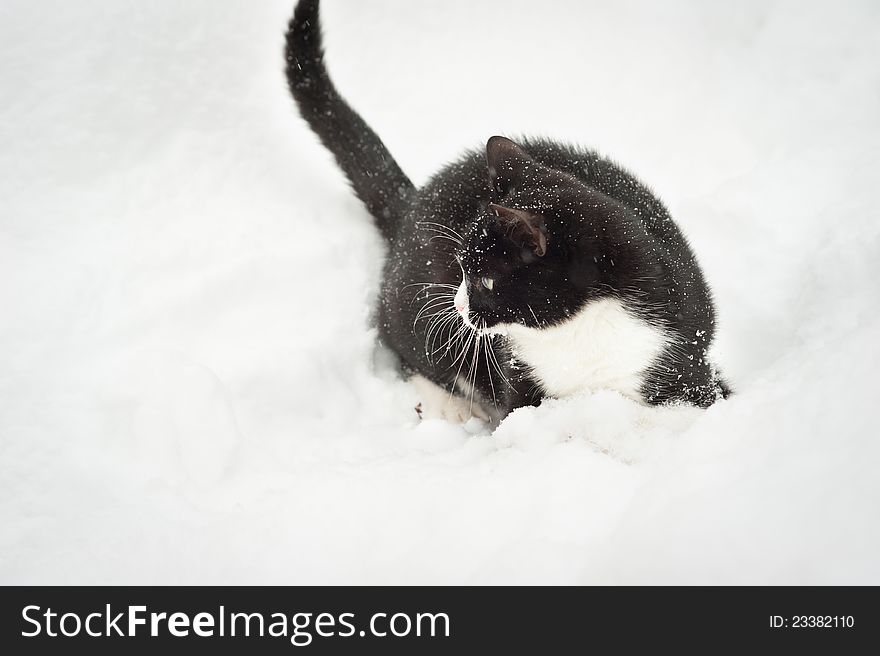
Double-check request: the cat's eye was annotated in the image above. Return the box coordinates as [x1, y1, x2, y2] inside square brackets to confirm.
[481, 277, 494, 291]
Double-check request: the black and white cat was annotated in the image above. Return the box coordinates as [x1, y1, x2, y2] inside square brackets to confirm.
[286, 0, 729, 422]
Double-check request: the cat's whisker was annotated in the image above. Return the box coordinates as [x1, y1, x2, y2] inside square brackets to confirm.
[419, 228, 463, 247]
[433, 322, 470, 366]
[428, 234, 462, 247]
[458, 318, 478, 358]
[438, 309, 497, 419]
[424, 305, 454, 329]
[446, 324, 470, 365]
[464, 317, 481, 414]
[419, 294, 455, 312]
[403, 282, 458, 291]
[436, 321, 469, 353]
[455, 310, 484, 416]
[447, 326, 477, 402]
[526, 304, 540, 326]
[420, 312, 456, 347]
[419, 224, 460, 241]
[447, 311, 480, 375]
[413, 291, 453, 304]
[480, 320, 499, 410]
[423, 222, 464, 240]
[413, 297, 456, 325]
[423, 310, 450, 342]
[411, 299, 454, 317]
[425, 309, 459, 362]
[417, 221, 464, 242]
[429, 311, 460, 352]
[414, 307, 450, 329]
[485, 334, 515, 391]
[405, 284, 457, 311]
[410, 290, 455, 305]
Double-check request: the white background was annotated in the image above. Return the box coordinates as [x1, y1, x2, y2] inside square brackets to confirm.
[1, 0, 878, 583]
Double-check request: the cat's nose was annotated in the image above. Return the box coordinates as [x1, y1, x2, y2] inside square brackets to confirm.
[455, 303, 465, 312]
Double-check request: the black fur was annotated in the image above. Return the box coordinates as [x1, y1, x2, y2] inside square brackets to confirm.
[286, 0, 729, 418]
[285, 0, 413, 237]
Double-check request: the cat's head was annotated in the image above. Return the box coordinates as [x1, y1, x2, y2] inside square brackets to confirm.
[454, 136, 616, 334]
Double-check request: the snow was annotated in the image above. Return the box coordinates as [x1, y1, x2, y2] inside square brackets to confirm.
[2, 0, 879, 584]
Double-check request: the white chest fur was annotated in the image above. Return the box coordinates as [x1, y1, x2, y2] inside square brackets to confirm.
[502, 298, 667, 401]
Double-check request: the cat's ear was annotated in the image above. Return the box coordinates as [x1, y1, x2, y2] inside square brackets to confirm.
[489, 202, 547, 257]
[486, 136, 533, 196]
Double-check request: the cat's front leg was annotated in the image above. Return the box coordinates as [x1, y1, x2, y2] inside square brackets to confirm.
[497, 369, 543, 419]
[409, 375, 491, 424]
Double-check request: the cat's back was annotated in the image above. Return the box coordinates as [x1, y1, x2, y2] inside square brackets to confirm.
[408, 138, 684, 250]
[518, 139, 689, 249]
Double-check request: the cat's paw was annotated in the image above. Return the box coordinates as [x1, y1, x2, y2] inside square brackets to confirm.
[410, 375, 490, 424]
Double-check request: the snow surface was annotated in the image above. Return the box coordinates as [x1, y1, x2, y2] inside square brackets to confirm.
[2, 0, 879, 584]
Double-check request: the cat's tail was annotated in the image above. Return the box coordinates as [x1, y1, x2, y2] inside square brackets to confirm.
[285, 0, 414, 239]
